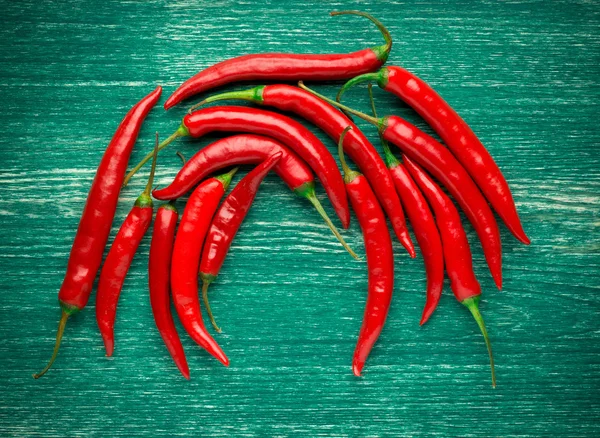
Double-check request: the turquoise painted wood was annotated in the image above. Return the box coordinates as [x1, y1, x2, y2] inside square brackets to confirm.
[1, 0, 599, 436]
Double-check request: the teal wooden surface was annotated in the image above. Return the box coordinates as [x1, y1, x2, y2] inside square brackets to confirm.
[1, 0, 599, 436]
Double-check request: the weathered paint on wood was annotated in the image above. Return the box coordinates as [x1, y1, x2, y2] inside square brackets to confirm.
[1, 0, 599, 436]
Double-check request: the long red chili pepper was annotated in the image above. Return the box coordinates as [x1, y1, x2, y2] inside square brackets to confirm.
[126, 106, 357, 259]
[337, 127, 394, 377]
[367, 85, 443, 324]
[200, 153, 282, 331]
[338, 66, 529, 245]
[163, 11, 391, 110]
[149, 200, 190, 380]
[188, 84, 415, 257]
[170, 168, 239, 366]
[404, 156, 496, 388]
[34, 86, 161, 379]
[96, 136, 159, 357]
[153, 135, 312, 199]
[300, 83, 503, 290]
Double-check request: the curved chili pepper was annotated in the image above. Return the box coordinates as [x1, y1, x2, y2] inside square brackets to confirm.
[163, 11, 391, 110]
[127, 107, 357, 259]
[337, 127, 394, 376]
[154, 135, 311, 199]
[404, 156, 496, 388]
[200, 153, 282, 332]
[34, 86, 161, 379]
[367, 84, 443, 324]
[300, 83, 503, 290]
[188, 84, 415, 258]
[338, 66, 529, 245]
[170, 168, 238, 367]
[96, 136, 159, 357]
[149, 201, 190, 380]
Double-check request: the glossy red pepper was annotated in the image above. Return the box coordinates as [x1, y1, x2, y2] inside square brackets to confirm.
[154, 135, 311, 199]
[163, 11, 391, 109]
[338, 66, 529, 245]
[338, 127, 394, 376]
[300, 83, 503, 290]
[189, 84, 414, 257]
[170, 168, 238, 366]
[96, 137, 159, 356]
[34, 86, 161, 379]
[126, 106, 357, 259]
[200, 153, 282, 331]
[148, 201, 190, 380]
[404, 156, 496, 387]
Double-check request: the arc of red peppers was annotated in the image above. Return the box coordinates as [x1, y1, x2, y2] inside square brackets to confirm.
[95, 134, 159, 357]
[124, 106, 358, 260]
[163, 10, 393, 110]
[34, 86, 162, 379]
[188, 83, 415, 258]
[404, 156, 496, 388]
[337, 126, 395, 376]
[298, 82, 503, 290]
[200, 153, 282, 332]
[170, 168, 239, 366]
[338, 66, 530, 245]
[367, 84, 444, 325]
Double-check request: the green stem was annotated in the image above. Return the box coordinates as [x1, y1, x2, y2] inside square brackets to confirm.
[367, 84, 399, 168]
[143, 133, 159, 196]
[330, 11, 392, 62]
[462, 296, 496, 388]
[202, 280, 221, 333]
[188, 86, 265, 114]
[123, 125, 189, 187]
[298, 82, 381, 128]
[336, 68, 388, 104]
[337, 126, 360, 184]
[215, 167, 239, 191]
[305, 191, 359, 260]
[176, 151, 186, 166]
[33, 310, 69, 379]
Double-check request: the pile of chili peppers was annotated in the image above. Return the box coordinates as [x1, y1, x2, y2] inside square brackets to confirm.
[35, 11, 529, 387]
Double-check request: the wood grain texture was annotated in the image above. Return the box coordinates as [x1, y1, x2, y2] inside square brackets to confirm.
[1, 0, 599, 436]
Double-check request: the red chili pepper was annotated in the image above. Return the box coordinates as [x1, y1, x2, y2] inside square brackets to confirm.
[95, 136, 159, 357]
[170, 168, 239, 367]
[163, 11, 391, 110]
[300, 83, 503, 290]
[200, 153, 282, 332]
[366, 84, 443, 324]
[337, 127, 394, 376]
[126, 106, 357, 259]
[148, 201, 190, 380]
[338, 66, 529, 245]
[154, 135, 312, 199]
[404, 156, 496, 388]
[34, 86, 161, 379]
[188, 84, 415, 258]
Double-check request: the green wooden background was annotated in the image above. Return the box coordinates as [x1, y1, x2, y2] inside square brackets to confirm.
[1, 0, 598, 436]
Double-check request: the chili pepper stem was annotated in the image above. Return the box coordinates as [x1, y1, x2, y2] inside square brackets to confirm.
[306, 192, 359, 260]
[368, 84, 400, 168]
[337, 126, 360, 184]
[188, 86, 265, 114]
[33, 310, 69, 379]
[123, 125, 189, 187]
[202, 281, 221, 333]
[143, 133, 159, 196]
[337, 70, 386, 104]
[298, 82, 380, 127]
[330, 11, 392, 62]
[462, 296, 496, 388]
